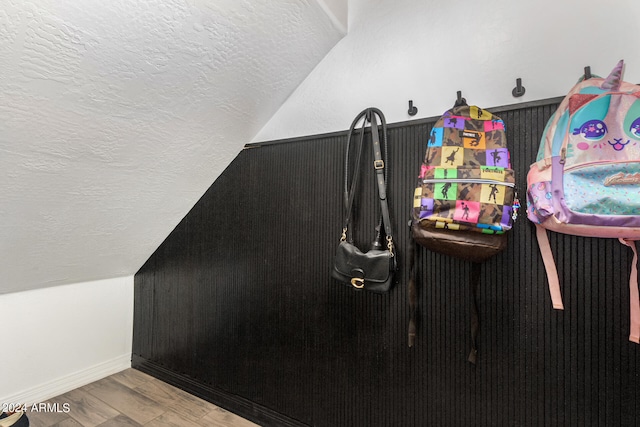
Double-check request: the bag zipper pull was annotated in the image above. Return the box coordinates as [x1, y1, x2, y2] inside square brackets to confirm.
[511, 190, 521, 222]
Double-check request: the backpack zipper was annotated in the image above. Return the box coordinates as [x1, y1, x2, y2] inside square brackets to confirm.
[422, 178, 516, 187]
[563, 159, 640, 173]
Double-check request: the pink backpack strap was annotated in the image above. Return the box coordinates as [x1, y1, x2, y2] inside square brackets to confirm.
[535, 224, 564, 310]
[619, 238, 640, 343]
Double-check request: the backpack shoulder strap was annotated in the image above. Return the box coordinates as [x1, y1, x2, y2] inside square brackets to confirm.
[407, 237, 417, 347]
[535, 224, 564, 310]
[467, 262, 482, 364]
[537, 231, 640, 343]
[619, 238, 640, 343]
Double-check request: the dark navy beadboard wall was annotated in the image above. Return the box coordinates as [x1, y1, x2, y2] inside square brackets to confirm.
[132, 97, 640, 427]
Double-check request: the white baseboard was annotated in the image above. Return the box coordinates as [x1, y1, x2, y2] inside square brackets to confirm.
[0, 353, 131, 406]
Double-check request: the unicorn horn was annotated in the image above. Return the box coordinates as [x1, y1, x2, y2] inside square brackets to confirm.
[601, 60, 624, 90]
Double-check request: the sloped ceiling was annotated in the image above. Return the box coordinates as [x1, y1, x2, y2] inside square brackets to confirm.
[0, 0, 346, 294]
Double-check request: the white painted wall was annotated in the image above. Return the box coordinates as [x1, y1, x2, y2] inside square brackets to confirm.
[0, 0, 344, 406]
[0, 276, 133, 405]
[254, 0, 640, 142]
[0, 0, 344, 295]
[317, 0, 348, 34]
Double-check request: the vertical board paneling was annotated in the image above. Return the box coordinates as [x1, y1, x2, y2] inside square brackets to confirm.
[133, 99, 640, 426]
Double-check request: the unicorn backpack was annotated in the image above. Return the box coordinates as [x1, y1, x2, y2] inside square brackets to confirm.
[527, 60, 640, 343]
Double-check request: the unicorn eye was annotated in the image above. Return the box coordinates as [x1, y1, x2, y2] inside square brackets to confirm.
[572, 119, 607, 140]
[630, 117, 640, 138]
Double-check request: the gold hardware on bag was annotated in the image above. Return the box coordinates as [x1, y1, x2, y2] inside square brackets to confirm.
[374, 159, 384, 169]
[340, 227, 347, 241]
[387, 236, 395, 257]
[351, 277, 365, 289]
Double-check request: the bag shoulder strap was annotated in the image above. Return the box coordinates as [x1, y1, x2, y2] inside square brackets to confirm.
[369, 111, 394, 250]
[407, 238, 483, 364]
[468, 262, 482, 364]
[341, 112, 367, 240]
[537, 227, 640, 343]
[341, 108, 394, 254]
[535, 225, 564, 310]
[408, 237, 418, 347]
[619, 238, 640, 343]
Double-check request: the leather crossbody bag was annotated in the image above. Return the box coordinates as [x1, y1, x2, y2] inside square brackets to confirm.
[332, 108, 396, 293]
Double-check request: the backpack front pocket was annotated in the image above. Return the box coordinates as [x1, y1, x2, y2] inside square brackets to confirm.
[563, 161, 640, 216]
[413, 167, 516, 233]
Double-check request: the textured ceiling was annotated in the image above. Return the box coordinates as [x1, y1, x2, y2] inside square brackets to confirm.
[0, 0, 345, 294]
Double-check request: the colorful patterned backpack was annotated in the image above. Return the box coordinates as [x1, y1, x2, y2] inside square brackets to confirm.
[527, 60, 640, 343]
[412, 105, 517, 238]
[408, 102, 519, 362]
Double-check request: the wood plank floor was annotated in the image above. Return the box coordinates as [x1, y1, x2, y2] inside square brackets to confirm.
[25, 369, 260, 427]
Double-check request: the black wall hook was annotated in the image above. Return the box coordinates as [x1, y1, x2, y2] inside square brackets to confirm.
[408, 100, 418, 116]
[454, 91, 467, 107]
[512, 78, 526, 97]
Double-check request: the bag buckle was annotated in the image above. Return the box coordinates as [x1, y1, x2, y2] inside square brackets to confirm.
[373, 159, 384, 170]
[351, 277, 365, 289]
